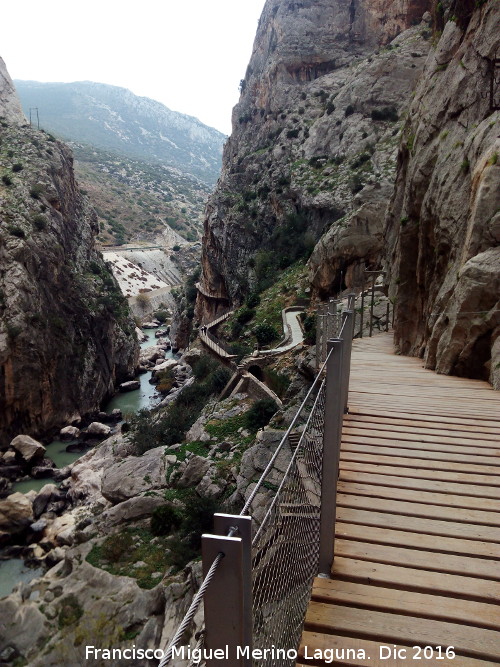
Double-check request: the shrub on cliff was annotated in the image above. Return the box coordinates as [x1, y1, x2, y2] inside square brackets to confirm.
[129, 355, 231, 453]
[150, 505, 182, 536]
[254, 323, 279, 346]
[245, 398, 278, 431]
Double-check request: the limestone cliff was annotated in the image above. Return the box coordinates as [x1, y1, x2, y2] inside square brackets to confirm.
[385, 1, 500, 386]
[197, 0, 432, 321]
[0, 60, 138, 445]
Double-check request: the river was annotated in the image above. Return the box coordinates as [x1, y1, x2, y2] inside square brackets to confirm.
[0, 327, 170, 597]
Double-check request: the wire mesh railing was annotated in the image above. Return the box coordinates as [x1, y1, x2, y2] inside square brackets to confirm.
[157, 305, 356, 667]
[251, 380, 326, 666]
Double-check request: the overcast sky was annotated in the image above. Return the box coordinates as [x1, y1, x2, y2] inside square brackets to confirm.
[2, 0, 267, 135]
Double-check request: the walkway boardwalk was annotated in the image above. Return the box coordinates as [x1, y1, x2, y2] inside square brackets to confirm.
[298, 333, 500, 666]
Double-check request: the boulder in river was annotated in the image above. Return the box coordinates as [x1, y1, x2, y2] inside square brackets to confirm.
[0, 492, 34, 538]
[60, 426, 80, 440]
[33, 484, 58, 518]
[85, 422, 111, 438]
[142, 320, 160, 328]
[119, 380, 140, 392]
[109, 409, 122, 421]
[10, 435, 46, 464]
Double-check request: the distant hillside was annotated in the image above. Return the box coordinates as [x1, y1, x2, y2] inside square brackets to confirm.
[72, 143, 208, 245]
[15, 80, 225, 184]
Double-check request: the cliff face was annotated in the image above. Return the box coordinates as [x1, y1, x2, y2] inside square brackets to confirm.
[0, 60, 138, 445]
[197, 0, 432, 321]
[385, 2, 500, 386]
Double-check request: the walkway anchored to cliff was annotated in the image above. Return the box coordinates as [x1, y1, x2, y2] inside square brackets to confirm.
[298, 333, 500, 666]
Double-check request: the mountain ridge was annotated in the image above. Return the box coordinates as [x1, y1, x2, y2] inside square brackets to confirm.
[14, 79, 225, 184]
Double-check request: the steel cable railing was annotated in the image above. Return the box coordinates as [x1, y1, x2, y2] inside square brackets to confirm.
[157, 305, 354, 667]
[250, 381, 326, 666]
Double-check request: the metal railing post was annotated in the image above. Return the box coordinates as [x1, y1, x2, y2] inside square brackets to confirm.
[340, 310, 354, 413]
[327, 299, 337, 341]
[318, 339, 344, 576]
[360, 272, 365, 338]
[202, 514, 253, 667]
[369, 278, 375, 338]
[347, 292, 356, 335]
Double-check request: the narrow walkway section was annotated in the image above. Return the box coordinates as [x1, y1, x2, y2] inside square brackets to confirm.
[299, 333, 500, 666]
[258, 309, 304, 356]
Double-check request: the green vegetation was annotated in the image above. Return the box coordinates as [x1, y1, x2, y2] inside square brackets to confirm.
[128, 355, 231, 453]
[7, 225, 26, 238]
[86, 527, 173, 587]
[150, 505, 182, 536]
[221, 262, 308, 351]
[254, 322, 279, 346]
[58, 595, 83, 629]
[370, 106, 398, 122]
[300, 313, 317, 345]
[32, 213, 48, 230]
[245, 398, 278, 431]
[254, 212, 315, 291]
[262, 367, 291, 398]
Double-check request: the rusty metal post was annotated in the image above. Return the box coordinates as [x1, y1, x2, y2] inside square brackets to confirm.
[202, 514, 253, 666]
[318, 339, 344, 576]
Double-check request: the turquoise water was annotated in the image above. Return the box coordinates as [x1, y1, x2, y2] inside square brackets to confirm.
[10, 328, 168, 492]
[1, 327, 171, 596]
[0, 560, 44, 599]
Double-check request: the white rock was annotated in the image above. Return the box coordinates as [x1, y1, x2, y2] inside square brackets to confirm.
[60, 426, 80, 440]
[86, 422, 111, 437]
[10, 435, 46, 463]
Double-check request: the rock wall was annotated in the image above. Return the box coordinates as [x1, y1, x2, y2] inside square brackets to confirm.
[0, 61, 138, 445]
[197, 0, 432, 321]
[385, 2, 500, 386]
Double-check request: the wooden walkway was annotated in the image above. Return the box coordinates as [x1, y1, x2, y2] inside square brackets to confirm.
[298, 333, 500, 666]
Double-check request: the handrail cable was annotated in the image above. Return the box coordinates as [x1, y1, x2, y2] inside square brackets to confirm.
[240, 345, 334, 516]
[252, 377, 326, 545]
[158, 525, 238, 667]
[158, 320, 346, 665]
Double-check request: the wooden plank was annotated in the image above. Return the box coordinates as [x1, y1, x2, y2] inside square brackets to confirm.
[336, 506, 500, 543]
[350, 387, 500, 403]
[344, 413, 500, 437]
[347, 400, 498, 420]
[337, 491, 500, 528]
[347, 406, 500, 428]
[298, 631, 490, 667]
[342, 425, 500, 449]
[339, 461, 500, 488]
[332, 557, 500, 603]
[339, 470, 500, 500]
[336, 480, 500, 513]
[337, 493, 500, 527]
[335, 539, 500, 580]
[311, 578, 500, 629]
[340, 451, 500, 477]
[336, 522, 500, 559]
[305, 602, 500, 661]
[341, 440, 500, 464]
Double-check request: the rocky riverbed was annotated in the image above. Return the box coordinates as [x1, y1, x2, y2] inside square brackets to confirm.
[0, 334, 315, 665]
